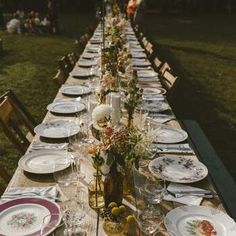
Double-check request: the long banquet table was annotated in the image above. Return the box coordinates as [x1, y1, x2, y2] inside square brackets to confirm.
[3, 21, 231, 235]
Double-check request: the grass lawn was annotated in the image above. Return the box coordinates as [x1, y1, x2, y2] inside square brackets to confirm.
[141, 13, 236, 179]
[0, 12, 96, 173]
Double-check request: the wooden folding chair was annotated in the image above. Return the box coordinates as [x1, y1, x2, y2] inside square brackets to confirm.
[153, 57, 163, 71]
[0, 164, 11, 195]
[159, 62, 171, 76]
[54, 55, 73, 84]
[0, 90, 36, 154]
[161, 70, 178, 91]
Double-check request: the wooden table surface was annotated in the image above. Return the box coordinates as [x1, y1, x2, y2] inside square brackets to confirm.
[4, 25, 228, 236]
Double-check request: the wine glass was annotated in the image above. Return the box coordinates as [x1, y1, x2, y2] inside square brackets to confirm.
[136, 208, 164, 235]
[40, 213, 65, 236]
[60, 200, 86, 236]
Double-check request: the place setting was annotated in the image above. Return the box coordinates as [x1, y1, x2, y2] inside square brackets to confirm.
[47, 99, 85, 115]
[60, 85, 91, 96]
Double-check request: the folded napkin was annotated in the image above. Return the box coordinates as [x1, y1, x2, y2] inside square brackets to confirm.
[31, 142, 68, 150]
[1, 186, 58, 201]
[164, 183, 205, 206]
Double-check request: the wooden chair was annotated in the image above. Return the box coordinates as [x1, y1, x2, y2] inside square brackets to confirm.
[0, 164, 11, 195]
[0, 90, 36, 154]
[67, 52, 78, 68]
[54, 55, 73, 84]
[161, 70, 178, 91]
[159, 62, 171, 76]
[153, 57, 163, 71]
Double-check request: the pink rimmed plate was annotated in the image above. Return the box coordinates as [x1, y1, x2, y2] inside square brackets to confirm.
[0, 197, 61, 236]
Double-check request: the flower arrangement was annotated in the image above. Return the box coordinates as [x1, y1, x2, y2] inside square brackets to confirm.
[123, 71, 143, 128]
[92, 104, 113, 129]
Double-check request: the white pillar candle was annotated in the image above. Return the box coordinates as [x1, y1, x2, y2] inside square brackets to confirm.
[111, 93, 121, 125]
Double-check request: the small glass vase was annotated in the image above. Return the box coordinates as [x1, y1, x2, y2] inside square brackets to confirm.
[104, 163, 123, 207]
[88, 172, 105, 210]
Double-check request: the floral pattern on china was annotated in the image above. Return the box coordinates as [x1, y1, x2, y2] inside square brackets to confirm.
[7, 212, 37, 230]
[149, 156, 208, 183]
[186, 220, 217, 236]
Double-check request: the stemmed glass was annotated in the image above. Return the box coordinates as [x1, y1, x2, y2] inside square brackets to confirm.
[133, 166, 166, 235]
[40, 214, 65, 236]
[60, 200, 86, 236]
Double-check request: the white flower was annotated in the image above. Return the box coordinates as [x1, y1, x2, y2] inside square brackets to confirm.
[92, 104, 113, 129]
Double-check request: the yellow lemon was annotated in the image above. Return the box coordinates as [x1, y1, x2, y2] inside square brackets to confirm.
[111, 207, 121, 216]
[127, 215, 136, 224]
[119, 205, 126, 214]
[108, 202, 117, 209]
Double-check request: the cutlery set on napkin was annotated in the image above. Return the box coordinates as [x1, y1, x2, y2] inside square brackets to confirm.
[1, 186, 61, 202]
[31, 142, 68, 150]
[164, 183, 214, 205]
[149, 143, 194, 154]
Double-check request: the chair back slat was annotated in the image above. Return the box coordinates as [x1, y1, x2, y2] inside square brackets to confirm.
[0, 164, 11, 195]
[0, 90, 35, 154]
[162, 70, 178, 91]
[153, 57, 162, 70]
[159, 62, 171, 76]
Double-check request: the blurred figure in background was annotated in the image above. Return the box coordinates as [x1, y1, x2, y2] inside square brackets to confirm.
[48, 0, 58, 33]
[0, 0, 4, 27]
[127, 0, 137, 24]
[134, 0, 146, 25]
[6, 13, 21, 34]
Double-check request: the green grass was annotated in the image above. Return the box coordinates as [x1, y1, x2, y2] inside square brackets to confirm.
[141, 14, 236, 178]
[0, 12, 95, 174]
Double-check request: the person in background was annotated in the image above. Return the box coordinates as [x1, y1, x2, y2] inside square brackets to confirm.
[134, 0, 146, 25]
[126, 0, 137, 24]
[48, 0, 58, 34]
[6, 13, 21, 34]
[34, 12, 40, 26]
[0, 0, 4, 28]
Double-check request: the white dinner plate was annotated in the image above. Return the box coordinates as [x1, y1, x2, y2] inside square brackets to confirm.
[143, 87, 167, 95]
[149, 155, 208, 183]
[19, 150, 72, 174]
[69, 70, 94, 78]
[47, 101, 85, 114]
[76, 60, 97, 68]
[82, 53, 95, 59]
[154, 125, 188, 143]
[0, 197, 61, 236]
[131, 52, 147, 58]
[164, 206, 236, 236]
[132, 61, 151, 67]
[137, 70, 158, 78]
[34, 120, 80, 139]
[60, 85, 91, 96]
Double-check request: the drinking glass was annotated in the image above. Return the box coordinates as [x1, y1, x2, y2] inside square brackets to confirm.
[60, 200, 86, 236]
[136, 208, 164, 235]
[40, 214, 65, 236]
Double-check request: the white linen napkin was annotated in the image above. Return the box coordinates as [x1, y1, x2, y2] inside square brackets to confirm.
[1, 186, 58, 201]
[164, 183, 206, 206]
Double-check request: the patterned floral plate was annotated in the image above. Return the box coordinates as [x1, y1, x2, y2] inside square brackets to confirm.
[154, 126, 188, 143]
[47, 101, 85, 114]
[164, 206, 236, 236]
[140, 102, 170, 113]
[0, 197, 61, 236]
[148, 156, 208, 183]
[34, 120, 80, 139]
